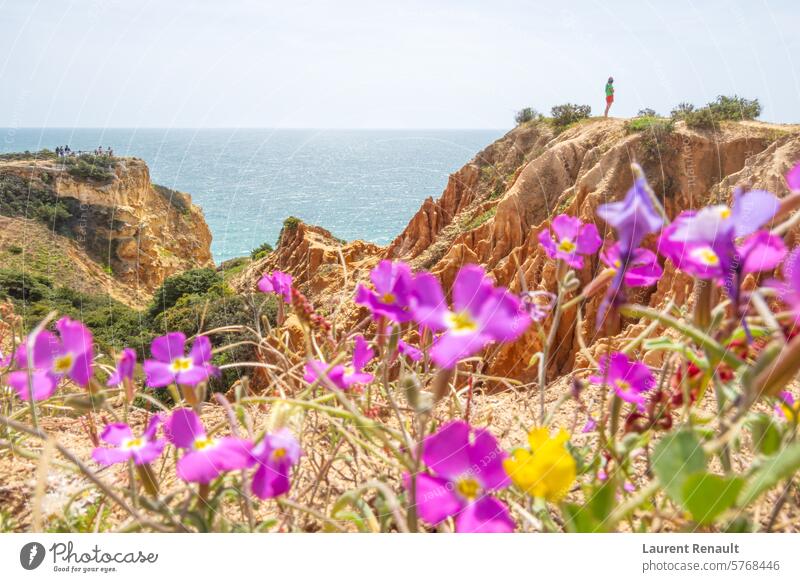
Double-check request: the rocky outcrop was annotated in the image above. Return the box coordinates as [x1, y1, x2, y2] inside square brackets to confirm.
[234, 119, 800, 384]
[235, 221, 381, 317]
[0, 156, 213, 307]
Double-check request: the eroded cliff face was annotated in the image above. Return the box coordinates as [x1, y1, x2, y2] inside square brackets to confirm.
[235, 119, 800, 383]
[0, 157, 213, 307]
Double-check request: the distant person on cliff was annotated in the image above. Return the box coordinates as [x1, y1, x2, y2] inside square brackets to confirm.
[604, 77, 614, 117]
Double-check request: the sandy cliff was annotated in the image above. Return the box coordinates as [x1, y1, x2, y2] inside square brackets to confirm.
[0, 156, 213, 307]
[234, 119, 800, 382]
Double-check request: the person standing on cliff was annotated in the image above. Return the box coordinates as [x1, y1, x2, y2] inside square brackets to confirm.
[604, 77, 614, 117]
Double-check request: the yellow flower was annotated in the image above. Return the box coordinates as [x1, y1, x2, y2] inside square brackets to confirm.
[503, 428, 576, 502]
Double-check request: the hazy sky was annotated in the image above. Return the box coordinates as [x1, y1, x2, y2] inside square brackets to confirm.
[1, 0, 798, 128]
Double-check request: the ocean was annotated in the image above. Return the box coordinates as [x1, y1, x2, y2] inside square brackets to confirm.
[0, 128, 504, 262]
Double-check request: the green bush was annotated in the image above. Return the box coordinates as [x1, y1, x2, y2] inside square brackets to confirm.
[0, 149, 57, 162]
[250, 241, 274, 260]
[283, 216, 301, 231]
[148, 268, 224, 318]
[637, 108, 659, 118]
[683, 108, 718, 130]
[625, 116, 675, 135]
[514, 107, 540, 125]
[64, 154, 115, 182]
[154, 292, 278, 393]
[0, 268, 151, 353]
[0, 172, 74, 233]
[707, 95, 761, 121]
[671, 96, 761, 130]
[670, 102, 695, 119]
[550, 103, 591, 130]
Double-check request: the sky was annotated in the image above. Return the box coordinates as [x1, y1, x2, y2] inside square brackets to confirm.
[1, 0, 798, 129]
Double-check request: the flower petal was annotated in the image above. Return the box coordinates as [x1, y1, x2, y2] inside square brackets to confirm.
[166, 408, 205, 448]
[404, 472, 462, 525]
[189, 335, 213, 366]
[100, 423, 133, 445]
[422, 420, 473, 481]
[150, 332, 186, 364]
[92, 447, 132, 466]
[455, 496, 515, 533]
[143, 359, 175, 388]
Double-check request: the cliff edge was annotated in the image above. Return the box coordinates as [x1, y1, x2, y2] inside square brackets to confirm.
[0, 153, 213, 307]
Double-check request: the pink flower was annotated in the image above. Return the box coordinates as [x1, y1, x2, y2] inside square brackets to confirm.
[538, 214, 601, 269]
[411, 265, 530, 369]
[143, 332, 218, 388]
[403, 421, 514, 533]
[258, 271, 293, 304]
[92, 416, 165, 466]
[107, 348, 136, 386]
[397, 339, 423, 362]
[355, 260, 415, 322]
[165, 409, 253, 483]
[7, 317, 94, 401]
[251, 429, 302, 499]
[304, 335, 375, 390]
[600, 243, 662, 287]
[590, 352, 655, 411]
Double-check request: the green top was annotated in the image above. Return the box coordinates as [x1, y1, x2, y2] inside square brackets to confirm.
[605, 82, 614, 96]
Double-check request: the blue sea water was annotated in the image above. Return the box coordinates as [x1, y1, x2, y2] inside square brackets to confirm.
[0, 128, 504, 262]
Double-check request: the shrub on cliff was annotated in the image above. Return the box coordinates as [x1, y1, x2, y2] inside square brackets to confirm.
[0, 268, 149, 352]
[148, 267, 224, 318]
[250, 241, 274, 260]
[0, 172, 73, 233]
[625, 116, 675, 163]
[514, 107, 541, 125]
[550, 103, 591, 130]
[283, 216, 301, 230]
[671, 96, 761, 130]
[64, 154, 115, 182]
[707, 95, 761, 121]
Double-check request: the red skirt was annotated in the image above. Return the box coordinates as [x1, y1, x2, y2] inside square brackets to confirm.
[606, 95, 614, 104]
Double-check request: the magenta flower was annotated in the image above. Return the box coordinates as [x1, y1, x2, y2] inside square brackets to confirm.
[258, 270, 293, 304]
[165, 409, 253, 483]
[595, 176, 664, 323]
[107, 348, 136, 386]
[304, 335, 375, 389]
[143, 332, 218, 388]
[590, 352, 655, 410]
[251, 429, 302, 499]
[769, 247, 800, 320]
[398, 339, 423, 362]
[92, 416, 165, 466]
[658, 191, 786, 315]
[599, 243, 662, 287]
[538, 214, 601, 269]
[787, 162, 800, 191]
[7, 317, 94, 401]
[404, 421, 514, 533]
[597, 177, 664, 253]
[411, 265, 530, 369]
[355, 260, 415, 322]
